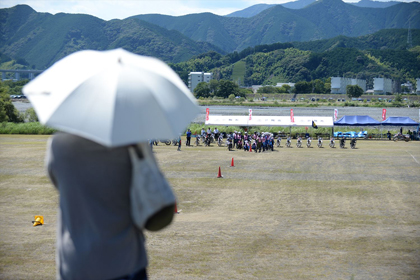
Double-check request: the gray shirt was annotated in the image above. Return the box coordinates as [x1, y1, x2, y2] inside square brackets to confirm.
[46, 133, 147, 280]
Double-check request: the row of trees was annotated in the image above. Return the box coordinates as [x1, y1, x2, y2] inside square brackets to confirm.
[258, 78, 416, 97]
[293, 79, 332, 94]
[195, 77, 407, 100]
[0, 80, 24, 123]
[193, 79, 249, 99]
[0, 80, 38, 123]
[256, 82, 388, 99]
[0, 94, 23, 123]
[257, 85, 292, 94]
[256, 79, 332, 94]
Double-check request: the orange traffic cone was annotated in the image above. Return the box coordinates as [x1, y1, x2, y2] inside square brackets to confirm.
[217, 166, 223, 178]
[230, 158, 235, 167]
[32, 215, 43, 227]
[174, 203, 181, 214]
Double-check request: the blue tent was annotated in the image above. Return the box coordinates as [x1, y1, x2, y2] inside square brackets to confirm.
[334, 115, 381, 126]
[381, 117, 419, 126]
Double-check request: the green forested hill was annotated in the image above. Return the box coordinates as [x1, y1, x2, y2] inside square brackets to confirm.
[0, 5, 223, 68]
[293, 29, 420, 52]
[169, 30, 420, 87]
[133, 0, 420, 53]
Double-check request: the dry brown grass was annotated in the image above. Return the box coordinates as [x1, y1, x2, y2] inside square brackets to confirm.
[1, 135, 419, 280]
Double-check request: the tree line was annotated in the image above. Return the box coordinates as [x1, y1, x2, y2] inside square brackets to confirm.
[193, 79, 249, 99]
[0, 80, 38, 123]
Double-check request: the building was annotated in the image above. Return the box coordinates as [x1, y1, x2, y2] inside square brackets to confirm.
[276, 82, 295, 88]
[251, 85, 263, 93]
[401, 81, 413, 93]
[351, 79, 366, 92]
[188, 72, 213, 93]
[331, 77, 349, 94]
[331, 77, 366, 94]
[416, 78, 420, 94]
[249, 83, 295, 93]
[373, 78, 393, 94]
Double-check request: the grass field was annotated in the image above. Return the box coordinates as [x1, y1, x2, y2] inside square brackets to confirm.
[1, 135, 419, 280]
[231, 61, 246, 86]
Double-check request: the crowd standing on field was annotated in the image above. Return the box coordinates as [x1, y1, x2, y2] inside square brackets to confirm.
[222, 130, 343, 150]
[197, 127, 278, 153]
[151, 127, 364, 150]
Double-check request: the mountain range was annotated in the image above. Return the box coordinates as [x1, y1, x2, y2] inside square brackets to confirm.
[0, 0, 419, 69]
[132, 0, 419, 53]
[0, 5, 223, 68]
[226, 0, 402, 18]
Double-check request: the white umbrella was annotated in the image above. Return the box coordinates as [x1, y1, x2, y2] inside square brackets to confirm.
[23, 48, 199, 147]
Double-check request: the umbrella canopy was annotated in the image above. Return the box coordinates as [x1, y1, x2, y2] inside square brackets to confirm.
[23, 49, 199, 147]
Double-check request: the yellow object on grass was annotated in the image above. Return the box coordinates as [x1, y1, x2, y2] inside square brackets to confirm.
[33, 215, 43, 226]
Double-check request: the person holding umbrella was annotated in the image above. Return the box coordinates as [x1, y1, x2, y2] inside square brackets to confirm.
[23, 49, 199, 280]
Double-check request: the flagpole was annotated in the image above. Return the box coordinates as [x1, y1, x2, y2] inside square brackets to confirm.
[333, 109, 337, 138]
[381, 108, 386, 140]
[290, 108, 294, 138]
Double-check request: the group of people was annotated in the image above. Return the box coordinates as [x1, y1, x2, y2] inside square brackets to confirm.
[386, 127, 418, 140]
[192, 127, 323, 151]
[225, 131, 276, 152]
[182, 127, 362, 151]
[192, 127, 276, 152]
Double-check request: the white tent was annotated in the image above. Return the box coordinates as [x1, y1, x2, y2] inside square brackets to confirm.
[205, 115, 334, 127]
[291, 116, 333, 127]
[206, 115, 249, 126]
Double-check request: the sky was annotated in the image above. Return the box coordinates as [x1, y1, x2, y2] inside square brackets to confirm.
[0, 0, 415, 20]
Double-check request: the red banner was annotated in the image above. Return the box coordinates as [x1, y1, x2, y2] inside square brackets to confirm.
[334, 109, 338, 122]
[249, 109, 252, 120]
[382, 108, 386, 121]
[206, 108, 209, 121]
[290, 109, 294, 123]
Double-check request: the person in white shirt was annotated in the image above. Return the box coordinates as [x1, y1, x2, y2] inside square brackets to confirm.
[213, 127, 219, 139]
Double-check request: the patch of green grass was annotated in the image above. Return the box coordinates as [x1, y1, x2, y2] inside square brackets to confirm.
[231, 60, 246, 86]
[0, 122, 56, 135]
